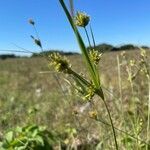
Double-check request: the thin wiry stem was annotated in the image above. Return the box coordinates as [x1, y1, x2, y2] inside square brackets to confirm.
[90, 24, 96, 48]
[103, 98, 119, 149]
[11, 43, 36, 54]
[33, 26, 40, 41]
[0, 49, 33, 54]
[84, 27, 91, 48]
[97, 90, 119, 150]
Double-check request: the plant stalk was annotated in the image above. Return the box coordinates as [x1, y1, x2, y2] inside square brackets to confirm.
[84, 27, 91, 48]
[97, 89, 119, 150]
[90, 24, 96, 48]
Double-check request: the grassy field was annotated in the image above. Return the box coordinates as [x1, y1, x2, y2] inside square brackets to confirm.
[0, 50, 150, 149]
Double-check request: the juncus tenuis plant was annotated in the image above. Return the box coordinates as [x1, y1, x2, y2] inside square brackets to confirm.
[49, 0, 119, 149]
[29, 0, 118, 149]
[28, 1, 150, 149]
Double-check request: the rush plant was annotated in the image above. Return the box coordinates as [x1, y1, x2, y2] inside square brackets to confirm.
[27, 0, 150, 149]
[48, 0, 119, 149]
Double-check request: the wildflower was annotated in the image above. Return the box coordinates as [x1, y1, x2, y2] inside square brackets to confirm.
[49, 53, 71, 74]
[75, 12, 90, 27]
[30, 35, 42, 48]
[28, 19, 35, 25]
[89, 49, 102, 65]
[89, 110, 98, 120]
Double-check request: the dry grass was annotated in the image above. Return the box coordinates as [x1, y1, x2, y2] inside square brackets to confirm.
[0, 49, 150, 149]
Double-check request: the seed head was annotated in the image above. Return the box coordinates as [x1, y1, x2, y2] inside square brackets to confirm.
[83, 86, 95, 101]
[89, 49, 102, 65]
[49, 53, 71, 74]
[30, 35, 42, 48]
[75, 12, 90, 27]
[28, 19, 35, 25]
[34, 39, 42, 48]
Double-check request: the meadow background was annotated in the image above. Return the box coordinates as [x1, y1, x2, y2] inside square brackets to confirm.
[0, 48, 149, 149]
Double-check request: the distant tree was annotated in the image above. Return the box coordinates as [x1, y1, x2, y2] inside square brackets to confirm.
[119, 44, 137, 50]
[141, 45, 150, 49]
[88, 43, 114, 52]
[111, 44, 137, 51]
[0, 54, 17, 60]
[31, 50, 79, 57]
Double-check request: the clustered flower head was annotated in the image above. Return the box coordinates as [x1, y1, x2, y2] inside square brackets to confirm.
[73, 80, 96, 101]
[75, 11, 90, 27]
[89, 49, 102, 65]
[49, 53, 71, 74]
[83, 86, 95, 101]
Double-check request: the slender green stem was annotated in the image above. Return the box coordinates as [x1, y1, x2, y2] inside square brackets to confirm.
[84, 27, 91, 48]
[97, 90, 119, 150]
[90, 24, 96, 48]
[33, 26, 40, 41]
[70, 69, 91, 86]
[103, 98, 118, 149]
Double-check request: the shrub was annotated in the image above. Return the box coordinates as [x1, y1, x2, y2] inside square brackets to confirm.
[0, 124, 57, 150]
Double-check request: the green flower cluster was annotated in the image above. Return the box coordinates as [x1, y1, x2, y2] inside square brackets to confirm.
[49, 53, 71, 74]
[75, 12, 90, 27]
[89, 49, 102, 65]
[83, 86, 95, 101]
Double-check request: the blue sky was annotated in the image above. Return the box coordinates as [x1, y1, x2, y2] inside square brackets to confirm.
[0, 0, 150, 55]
